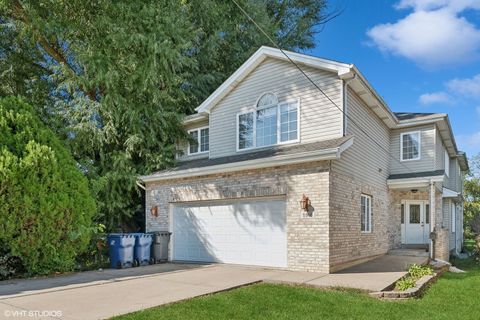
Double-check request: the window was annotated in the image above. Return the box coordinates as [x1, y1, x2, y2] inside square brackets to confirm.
[445, 150, 450, 177]
[188, 127, 209, 154]
[361, 194, 372, 233]
[237, 97, 299, 151]
[401, 204, 405, 224]
[400, 131, 420, 161]
[451, 203, 456, 232]
[280, 103, 298, 142]
[425, 204, 430, 224]
[409, 204, 420, 224]
[256, 106, 277, 147]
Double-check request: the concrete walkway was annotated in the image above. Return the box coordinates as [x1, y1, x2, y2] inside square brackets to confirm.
[0, 254, 427, 320]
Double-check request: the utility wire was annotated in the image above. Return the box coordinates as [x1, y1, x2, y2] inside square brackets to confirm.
[232, 0, 419, 175]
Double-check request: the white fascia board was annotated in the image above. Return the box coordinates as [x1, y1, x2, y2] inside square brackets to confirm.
[140, 138, 353, 183]
[395, 115, 447, 128]
[442, 187, 459, 198]
[140, 148, 337, 183]
[195, 46, 351, 114]
[182, 112, 209, 125]
[387, 175, 445, 189]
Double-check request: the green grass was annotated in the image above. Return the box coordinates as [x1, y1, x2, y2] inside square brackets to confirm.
[114, 259, 480, 320]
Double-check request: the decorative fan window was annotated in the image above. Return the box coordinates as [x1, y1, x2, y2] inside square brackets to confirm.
[256, 93, 278, 108]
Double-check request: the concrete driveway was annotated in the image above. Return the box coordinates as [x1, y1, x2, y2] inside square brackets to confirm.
[0, 254, 426, 320]
[0, 264, 281, 320]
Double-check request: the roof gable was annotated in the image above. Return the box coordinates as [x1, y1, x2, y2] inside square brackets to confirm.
[195, 46, 351, 113]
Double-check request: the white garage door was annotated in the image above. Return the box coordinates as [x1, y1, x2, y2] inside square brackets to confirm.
[172, 198, 287, 268]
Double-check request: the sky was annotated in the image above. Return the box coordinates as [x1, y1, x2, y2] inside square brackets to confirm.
[303, 0, 480, 157]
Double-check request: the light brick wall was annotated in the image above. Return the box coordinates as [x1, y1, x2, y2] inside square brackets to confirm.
[435, 228, 450, 261]
[328, 172, 391, 271]
[145, 161, 331, 272]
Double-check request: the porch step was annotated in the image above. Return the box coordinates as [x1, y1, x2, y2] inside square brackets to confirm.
[388, 249, 429, 258]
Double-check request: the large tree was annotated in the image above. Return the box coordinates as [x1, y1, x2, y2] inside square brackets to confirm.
[0, 0, 332, 231]
[465, 155, 480, 236]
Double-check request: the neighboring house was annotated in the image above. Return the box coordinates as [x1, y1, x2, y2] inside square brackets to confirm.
[139, 46, 468, 273]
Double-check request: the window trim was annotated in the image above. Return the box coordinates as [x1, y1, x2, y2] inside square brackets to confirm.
[444, 149, 450, 177]
[236, 98, 301, 152]
[400, 131, 421, 162]
[361, 194, 372, 234]
[187, 126, 209, 155]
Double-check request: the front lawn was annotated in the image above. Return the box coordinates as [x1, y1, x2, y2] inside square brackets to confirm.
[114, 259, 480, 320]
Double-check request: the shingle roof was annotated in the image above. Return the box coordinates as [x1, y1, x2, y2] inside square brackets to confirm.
[394, 112, 438, 121]
[153, 135, 352, 174]
[388, 170, 445, 180]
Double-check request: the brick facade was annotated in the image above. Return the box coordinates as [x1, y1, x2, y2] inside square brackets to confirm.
[145, 163, 454, 272]
[329, 172, 391, 271]
[145, 161, 331, 273]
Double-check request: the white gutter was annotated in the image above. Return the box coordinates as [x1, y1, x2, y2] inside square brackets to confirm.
[342, 75, 356, 135]
[429, 179, 435, 260]
[442, 187, 459, 198]
[140, 138, 353, 183]
[387, 175, 444, 189]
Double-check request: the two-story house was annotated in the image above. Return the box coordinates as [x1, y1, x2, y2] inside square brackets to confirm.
[139, 47, 468, 273]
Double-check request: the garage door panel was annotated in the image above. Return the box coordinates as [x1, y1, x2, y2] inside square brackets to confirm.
[172, 198, 287, 268]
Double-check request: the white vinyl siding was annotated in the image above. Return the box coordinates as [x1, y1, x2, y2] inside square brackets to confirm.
[444, 150, 450, 177]
[332, 88, 390, 190]
[361, 194, 372, 233]
[209, 58, 343, 158]
[390, 125, 435, 174]
[400, 131, 421, 161]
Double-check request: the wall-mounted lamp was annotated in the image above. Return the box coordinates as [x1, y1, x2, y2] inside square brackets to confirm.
[411, 189, 418, 193]
[150, 205, 158, 217]
[300, 194, 311, 212]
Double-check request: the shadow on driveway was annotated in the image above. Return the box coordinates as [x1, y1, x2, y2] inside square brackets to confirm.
[0, 263, 208, 299]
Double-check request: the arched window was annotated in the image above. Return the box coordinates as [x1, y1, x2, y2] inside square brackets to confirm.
[256, 93, 278, 109]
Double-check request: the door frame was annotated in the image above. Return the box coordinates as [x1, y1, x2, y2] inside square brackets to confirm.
[401, 200, 430, 245]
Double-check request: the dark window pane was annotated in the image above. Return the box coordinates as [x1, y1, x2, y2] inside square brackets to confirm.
[401, 204, 404, 224]
[409, 204, 420, 223]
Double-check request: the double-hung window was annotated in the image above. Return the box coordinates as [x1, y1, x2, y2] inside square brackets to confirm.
[400, 131, 420, 161]
[188, 127, 209, 154]
[237, 93, 299, 151]
[361, 194, 372, 233]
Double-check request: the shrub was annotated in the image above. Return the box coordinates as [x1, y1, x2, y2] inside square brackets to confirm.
[395, 277, 417, 291]
[0, 97, 96, 276]
[395, 264, 434, 291]
[408, 264, 433, 279]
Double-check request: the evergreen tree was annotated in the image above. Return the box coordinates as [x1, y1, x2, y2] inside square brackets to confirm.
[0, 0, 331, 230]
[0, 97, 96, 275]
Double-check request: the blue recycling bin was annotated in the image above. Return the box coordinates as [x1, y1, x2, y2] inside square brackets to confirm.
[132, 233, 153, 266]
[107, 233, 135, 269]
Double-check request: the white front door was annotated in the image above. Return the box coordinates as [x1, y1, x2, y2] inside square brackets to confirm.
[405, 201, 428, 244]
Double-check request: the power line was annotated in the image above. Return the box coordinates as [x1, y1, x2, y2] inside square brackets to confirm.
[232, 0, 418, 174]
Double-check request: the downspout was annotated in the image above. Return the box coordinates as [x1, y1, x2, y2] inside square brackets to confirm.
[342, 75, 356, 135]
[136, 180, 147, 232]
[429, 179, 436, 260]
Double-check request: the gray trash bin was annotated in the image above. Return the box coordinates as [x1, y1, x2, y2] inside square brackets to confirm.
[150, 232, 171, 263]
